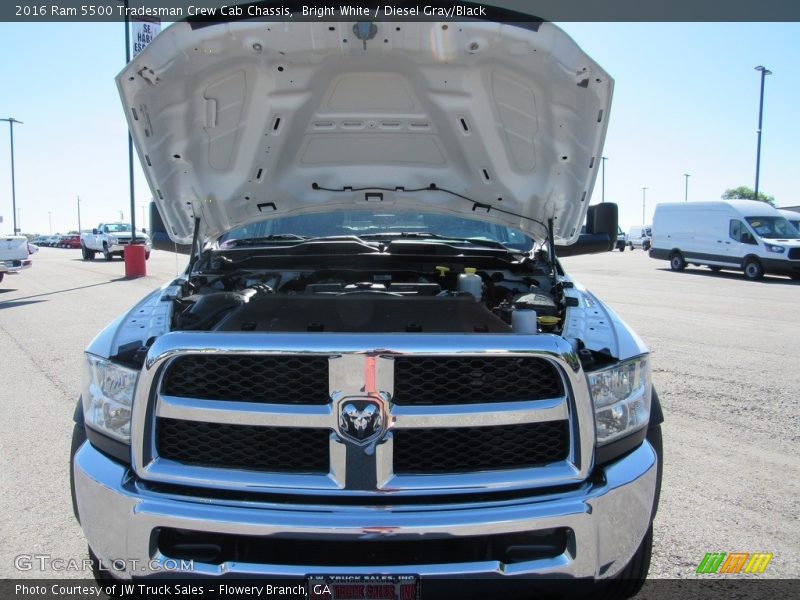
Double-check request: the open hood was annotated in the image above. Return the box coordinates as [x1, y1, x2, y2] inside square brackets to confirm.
[117, 13, 612, 245]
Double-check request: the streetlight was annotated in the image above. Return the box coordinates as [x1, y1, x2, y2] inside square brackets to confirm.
[0, 117, 23, 234]
[642, 187, 648, 225]
[754, 65, 772, 200]
[77, 196, 82, 234]
[684, 173, 690, 202]
[600, 156, 608, 203]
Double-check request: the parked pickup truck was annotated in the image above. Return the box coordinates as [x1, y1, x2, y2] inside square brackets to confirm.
[80, 222, 152, 261]
[70, 10, 663, 600]
[0, 234, 33, 284]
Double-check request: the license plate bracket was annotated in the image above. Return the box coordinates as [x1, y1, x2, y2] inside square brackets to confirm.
[307, 574, 421, 600]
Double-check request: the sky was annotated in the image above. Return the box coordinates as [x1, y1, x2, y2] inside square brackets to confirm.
[0, 19, 798, 236]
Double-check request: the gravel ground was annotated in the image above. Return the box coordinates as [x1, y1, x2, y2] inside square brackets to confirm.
[0, 246, 797, 587]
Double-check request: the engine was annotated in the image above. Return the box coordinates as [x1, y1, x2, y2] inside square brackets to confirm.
[171, 267, 564, 335]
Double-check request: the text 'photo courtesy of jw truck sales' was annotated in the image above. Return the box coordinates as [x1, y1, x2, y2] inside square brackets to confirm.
[69, 4, 663, 599]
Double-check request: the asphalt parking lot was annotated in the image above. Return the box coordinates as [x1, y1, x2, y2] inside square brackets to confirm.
[0, 246, 797, 585]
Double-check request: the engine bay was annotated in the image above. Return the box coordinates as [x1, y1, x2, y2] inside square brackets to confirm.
[171, 256, 566, 335]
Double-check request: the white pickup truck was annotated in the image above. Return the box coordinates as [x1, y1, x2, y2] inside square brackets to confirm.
[0, 235, 33, 284]
[80, 222, 152, 261]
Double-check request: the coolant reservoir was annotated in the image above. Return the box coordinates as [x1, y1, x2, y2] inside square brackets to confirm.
[512, 309, 538, 334]
[458, 268, 482, 300]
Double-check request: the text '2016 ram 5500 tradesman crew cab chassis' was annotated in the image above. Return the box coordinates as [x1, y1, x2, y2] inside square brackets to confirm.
[71, 8, 663, 599]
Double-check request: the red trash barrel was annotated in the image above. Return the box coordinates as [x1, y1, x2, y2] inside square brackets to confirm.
[124, 244, 147, 278]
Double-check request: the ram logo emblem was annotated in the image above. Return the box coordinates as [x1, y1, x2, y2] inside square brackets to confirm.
[338, 398, 384, 445]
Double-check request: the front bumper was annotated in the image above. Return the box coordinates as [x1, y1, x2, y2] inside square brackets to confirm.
[0, 258, 32, 274]
[761, 257, 800, 277]
[108, 241, 152, 254]
[74, 440, 657, 580]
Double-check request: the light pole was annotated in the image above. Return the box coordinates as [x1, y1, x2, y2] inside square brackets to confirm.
[684, 173, 690, 202]
[16, 208, 21, 233]
[754, 65, 772, 200]
[0, 117, 23, 234]
[77, 196, 82, 233]
[123, 0, 137, 242]
[600, 156, 608, 203]
[141, 204, 146, 229]
[642, 187, 648, 225]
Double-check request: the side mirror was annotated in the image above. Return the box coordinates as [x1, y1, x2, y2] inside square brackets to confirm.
[559, 203, 620, 256]
[583, 203, 619, 251]
[92, 228, 98, 235]
[149, 201, 192, 254]
[141, 228, 147, 234]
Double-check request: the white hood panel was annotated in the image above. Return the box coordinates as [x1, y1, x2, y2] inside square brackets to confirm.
[117, 19, 612, 244]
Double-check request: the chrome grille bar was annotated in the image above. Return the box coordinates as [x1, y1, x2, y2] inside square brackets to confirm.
[131, 332, 594, 496]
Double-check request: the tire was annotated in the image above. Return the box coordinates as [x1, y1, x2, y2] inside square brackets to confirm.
[669, 252, 686, 271]
[102, 243, 113, 261]
[619, 245, 626, 252]
[646, 425, 664, 519]
[70, 422, 87, 524]
[600, 525, 654, 599]
[743, 257, 764, 280]
[81, 245, 95, 261]
[709, 266, 721, 272]
[145, 251, 151, 260]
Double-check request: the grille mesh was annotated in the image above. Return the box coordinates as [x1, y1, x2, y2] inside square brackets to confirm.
[157, 418, 330, 473]
[393, 421, 569, 474]
[392, 356, 563, 405]
[162, 355, 330, 404]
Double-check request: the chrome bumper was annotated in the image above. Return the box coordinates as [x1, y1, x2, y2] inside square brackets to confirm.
[0, 258, 32, 273]
[108, 242, 152, 253]
[74, 440, 657, 580]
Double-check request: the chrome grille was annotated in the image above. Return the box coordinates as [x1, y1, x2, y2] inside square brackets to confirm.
[162, 354, 330, 404]
[393, 356, 563, 404]
[133, 333, 592, 496]
[157, 417, 330, 473]
[393, 421, 569, 474]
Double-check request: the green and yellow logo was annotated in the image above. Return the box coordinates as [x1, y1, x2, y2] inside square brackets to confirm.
[696, 552, 773, 574]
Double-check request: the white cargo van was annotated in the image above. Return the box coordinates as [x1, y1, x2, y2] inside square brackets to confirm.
[650, 200, 800, 280]
[627, 225, 651, 250]
[778, 209, 800, 233]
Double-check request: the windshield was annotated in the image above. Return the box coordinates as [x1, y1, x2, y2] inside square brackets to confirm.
[744, 216, 800, 239]
[105, 224, 132, 233]
[219, 211, 534, 252]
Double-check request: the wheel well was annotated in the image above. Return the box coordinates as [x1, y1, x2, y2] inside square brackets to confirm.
[742, 254, 761, 267]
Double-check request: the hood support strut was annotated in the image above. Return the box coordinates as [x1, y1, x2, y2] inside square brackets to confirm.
[547, 217, 557, 285]
[187, 216, 202, 276]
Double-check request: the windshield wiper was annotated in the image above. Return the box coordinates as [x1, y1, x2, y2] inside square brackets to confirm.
[358, 231, 510, 249]
[224, 234, 308, 247]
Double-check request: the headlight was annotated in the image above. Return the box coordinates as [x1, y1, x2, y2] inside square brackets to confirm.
[107, 236, 118, 245]
[765, 244, 785, 253]
[82, 354, 138, 443]
[587, 356, 651, 445]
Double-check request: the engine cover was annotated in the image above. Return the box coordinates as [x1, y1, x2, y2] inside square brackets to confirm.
[213, 294, 512, 333]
